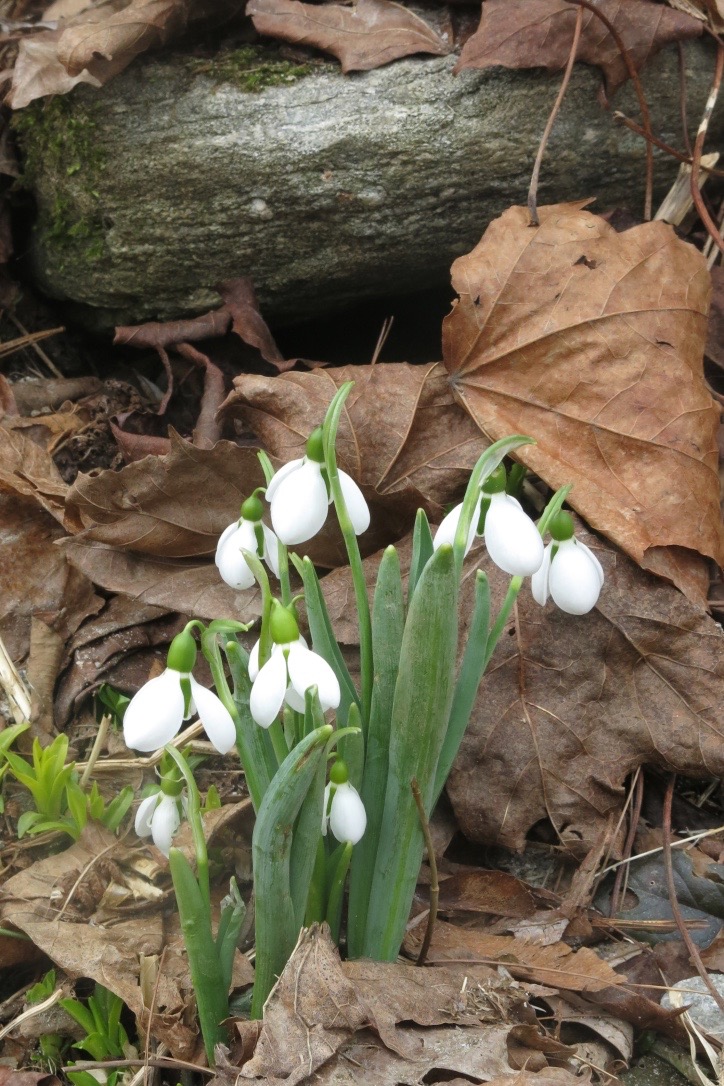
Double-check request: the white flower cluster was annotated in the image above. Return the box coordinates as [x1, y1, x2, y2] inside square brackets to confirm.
[433, 469, 603, 615]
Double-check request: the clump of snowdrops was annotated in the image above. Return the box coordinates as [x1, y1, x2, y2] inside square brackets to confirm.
[122, 382, 603, 1060]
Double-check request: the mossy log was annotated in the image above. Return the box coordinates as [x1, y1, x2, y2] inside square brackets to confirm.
[14, 41, 724, 330]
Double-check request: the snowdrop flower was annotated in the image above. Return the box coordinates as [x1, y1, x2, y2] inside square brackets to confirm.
[433, 465, 543, 577]
[248, 601, 340, 728]
[135, 788, 182, 856]
[532, 511, 604, 615]
[323, 761, 366, 845]
[216, 491, 280, 590]
[123, 629, 236, 754]
[266, 426, 370, 546]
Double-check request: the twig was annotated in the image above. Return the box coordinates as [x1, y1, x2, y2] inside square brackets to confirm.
[63, 1060, 214, 1078]
[0, 632, 31, 723]
[609, 768, 643, 917]
[690, 42, 724, 254]
[79, 713, 110, 788]
[4, 316, 64, 376]
[598, 822, 724, 878]
[662, 774, 724, 1017]
[411, 777, 438, 967]
[528, 3, 583, 226]
[678, 42, 693, 160]
[370, 316, 393, 366]
[0, 987, 63, 1041]
[562, 0, 655, 220]
[612, 113, 724, 177]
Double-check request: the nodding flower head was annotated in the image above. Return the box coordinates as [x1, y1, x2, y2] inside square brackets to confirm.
[433, 465, 544, 577]
[323, 760, 366, 845]
[248, 600, 341, 728]
[265, 427, 370, 546]
[123, 629, 236, 755]
[134, 773, 184, 856]
[216, 491, 280, 590]
[531, 511, 604, 615]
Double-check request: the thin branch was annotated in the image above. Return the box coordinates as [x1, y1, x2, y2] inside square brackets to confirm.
[690, 42, 724, 254]
[411, 777, 438, 967]
[612, 112, 724, 177]
[528, 3, 584, 226]
[562, 0, 655, 220]
[662, 774, 724, 1017]
[609, 768, 643, 917]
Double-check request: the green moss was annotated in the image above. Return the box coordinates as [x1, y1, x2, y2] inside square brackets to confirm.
[11, 94, 108, 268]
[186, 44, 330, 92]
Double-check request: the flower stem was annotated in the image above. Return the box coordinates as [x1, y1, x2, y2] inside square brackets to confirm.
[322, 383, 373, 725]
[164, 745, 209, 902]
[484, 576, 522, 669]
[268, 720, 289, 766]
[277, 541, 292, 607]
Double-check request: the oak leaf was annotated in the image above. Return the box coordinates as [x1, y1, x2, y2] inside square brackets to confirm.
[455, 0, 702, 95]
[442, 202, 722, 605]
[247, 0, 450, 73]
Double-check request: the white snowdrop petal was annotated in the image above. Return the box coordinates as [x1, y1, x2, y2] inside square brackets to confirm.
[287, 643, 340, 711]
[216, 526, 256, 590]
[433, 501, 479, 555]
[338, 471, 371, 535]
[248, 639, 261, 681]
[271, 460, 329, 545]
[215, 521, 239, 563]
[549, 540, 603, 615]
[329, 783, 367, 845]
[134, 793, 159, 837]
[484, 495, 544, 576]
[531, 543, 553, 606]
[262, 524, 281, 577]
[190, 676, 236, 754]
[576, 539, 605, 587]
[250, 649, 288, 728]
[123, 669, 185, 752]
[265, 458, 304, 502]
[284, 684, 306, 713]
[151, 794, 181, 856]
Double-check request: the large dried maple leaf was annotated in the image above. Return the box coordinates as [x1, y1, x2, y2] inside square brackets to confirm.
[247, 0, 450, 73]
[455, 0, 702, 95]
[442, 202, 723, 606]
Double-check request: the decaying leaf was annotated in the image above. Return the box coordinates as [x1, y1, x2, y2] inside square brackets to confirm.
[455, 0, 702, 95]
[1, 823, 254, 1060]
[7, 31, 102, 110]
[0, 424, 72, 525]
[236, 925, 529, 1085]
[437, 870, 538, 918]
[443, 202, 722, 606]
[217, 278, 290, 371]
[65, 431, 265, 557]
[222, 362, 483, 521]
[247, 0, 450, 73]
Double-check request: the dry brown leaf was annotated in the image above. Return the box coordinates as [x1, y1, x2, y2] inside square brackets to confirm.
[7, 31, 102, 109]
[65, 431, 265, 556]
[57, 0, 188, 75]
[61, 537, 248, 618]
[0, 494, 101, 665]
[222, 362, 483, 521]
[238, 925, 520, 1085]
[442, 202, 722, 606]
[437, 870, 538, 918]
[1, 822, 254, 1059]
[217, 278, 290, 371]
[0, 423, 71, 525]
[403, 921, 622, 993]
[247, 0, 450, 73]
[455, 0, 702, 95]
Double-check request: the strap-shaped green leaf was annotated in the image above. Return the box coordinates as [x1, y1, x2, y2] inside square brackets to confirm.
[433, 569, 490, 806]
[289, 691, 328, 929]
[326, 841, 353, 944]
[251, 724, 332, 1018]
[293, 555, 360, 713]
[224, 638, 276, 811]
[362, 544, 458, 960]
[408, 509, 434, 605]
[168, 848, 229, 1062]
[347, 545, 404, 958]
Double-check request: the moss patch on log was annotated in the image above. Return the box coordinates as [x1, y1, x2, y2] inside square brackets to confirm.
[185, 44, 331, 92]
[12, 95, 108, 268]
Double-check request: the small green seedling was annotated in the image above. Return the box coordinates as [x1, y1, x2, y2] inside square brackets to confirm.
[61, 984, 134, 1086]
[0, 722, 29, 814]
[94, 684, 130, 728]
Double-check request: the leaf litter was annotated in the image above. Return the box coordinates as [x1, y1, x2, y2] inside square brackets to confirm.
[2, 187, 724, 1080]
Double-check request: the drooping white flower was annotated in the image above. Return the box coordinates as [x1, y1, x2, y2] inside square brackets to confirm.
[327, 781, 367, 844]
[531, 511, 603, 615]
[123, 631, 236, 754]
[249, 638, 340, 728]
[484, 491, 544, 577]
[432, 497, 481, 556]
[135, 791, 181, 856]
[266, 426, 370, 546]
[216, 492, 280, 590]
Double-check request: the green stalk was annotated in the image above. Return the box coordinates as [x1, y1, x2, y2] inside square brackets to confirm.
[433, 570, 490, 806]
[268, 720, 289, 766]
[289, 695, 328, 928]
[362, 544, 458, 960]
[326, 842, 353, 944]
[223, 639, 276, 811]
[251, 724, 332, 1018]
[347, 545, 404, 958]
[164, 745, 209, 901]
[322, 383, 373, 726]
[408, 508, 434, 605]
[483, 576, 522, 670]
